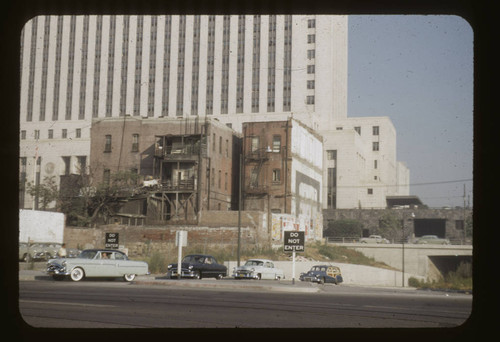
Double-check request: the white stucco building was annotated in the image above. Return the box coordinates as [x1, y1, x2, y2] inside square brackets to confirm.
[19, 14, 407, 210]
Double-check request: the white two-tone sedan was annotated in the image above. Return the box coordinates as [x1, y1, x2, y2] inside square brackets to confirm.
[233, 259, 284, 280]
[47, 249, 149, 282]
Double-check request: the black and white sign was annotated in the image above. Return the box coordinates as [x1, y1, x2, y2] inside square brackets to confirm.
[105, 232, 119, 249]
[283, 231, 305, 252]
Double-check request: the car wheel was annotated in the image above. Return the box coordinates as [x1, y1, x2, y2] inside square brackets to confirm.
[70, 267, 85, 282]
[123, 274, 136, 282]
[256, 274, 262, 280]
[275, 275, 281, 281]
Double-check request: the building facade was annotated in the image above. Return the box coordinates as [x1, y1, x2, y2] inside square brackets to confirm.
[89, 116, 240, 223]
[242, 119, 323, 241]
[320, 116, 410, 209]
[19, 14, 348, 209]
[19, 14, 408, 213]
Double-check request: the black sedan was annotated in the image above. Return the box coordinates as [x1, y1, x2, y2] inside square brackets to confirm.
[166, 254, 227, 280]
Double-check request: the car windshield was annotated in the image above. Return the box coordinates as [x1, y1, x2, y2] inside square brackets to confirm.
[79, 250, 98, 259]
[245, 260, 264, 266]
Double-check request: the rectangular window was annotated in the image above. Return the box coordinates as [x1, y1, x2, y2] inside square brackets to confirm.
[219, 136, 222, 154]
[76, 128, 81, 138]
[48, 129, 53, 139]
[272, 169, 281, 182]
[62, 156, 71, 175]
[21, 130, 26, 140]
[372, 142, 379, 151]
[307, 49, 315, 59]
[307, 34, 315, 44]
[34, 130, 40, 139]
[61, 129, 67, 139]
[326, 150, 337, 160]
[272, 135, 281, 152]
[103, 169, 111, 185]
[307, 80, 315, 89]
[77, 156, 87, 174]
[307, 96, 315, 105]
[354, 126, 361, 135]
[373, 126, 379, 135]
[251, 136, 259, 152]
[307, 65, 315, 74]
[132, 134, 139, 152]
[308, 19, 316, 28]
[105, 135, 112, 152]
[218, 170, 221, 189]
[213, 133, 216, 151]
[368, 188, 373, 195]
[225, 172, 228, 190]
[374, 160, 378, 169]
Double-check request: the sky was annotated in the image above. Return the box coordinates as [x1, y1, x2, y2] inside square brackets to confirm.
[347, 15, 474, 208]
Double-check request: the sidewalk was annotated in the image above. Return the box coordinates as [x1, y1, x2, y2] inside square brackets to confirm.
[18, 270, 321, 293]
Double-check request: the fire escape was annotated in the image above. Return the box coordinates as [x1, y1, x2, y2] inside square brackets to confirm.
[151, 134, 203, 222]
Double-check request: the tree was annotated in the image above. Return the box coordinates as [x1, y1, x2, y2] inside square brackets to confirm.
[60, 169, 139, 226]
[324, 219, 364, 237]
[26, 176, 59, 210]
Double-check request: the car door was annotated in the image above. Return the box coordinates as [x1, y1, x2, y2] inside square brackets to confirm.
[96, 251, 119, 277]
[262, 261, 274, 280]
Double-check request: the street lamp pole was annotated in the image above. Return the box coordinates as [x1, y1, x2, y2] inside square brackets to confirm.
[402, 219, 405, 287]
[237, 153, 242, 267]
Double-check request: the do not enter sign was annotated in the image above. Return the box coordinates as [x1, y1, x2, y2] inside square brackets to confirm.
[283, 231, 305, 252]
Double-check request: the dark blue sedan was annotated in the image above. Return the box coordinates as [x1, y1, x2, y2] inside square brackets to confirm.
[299, 265, 343, 284]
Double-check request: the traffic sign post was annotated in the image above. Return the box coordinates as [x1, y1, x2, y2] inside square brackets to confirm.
[283, 231, 305, 284]
[176, 231, 187, 279]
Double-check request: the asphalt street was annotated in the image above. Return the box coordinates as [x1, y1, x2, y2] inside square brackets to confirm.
[17, 275, 472, 330]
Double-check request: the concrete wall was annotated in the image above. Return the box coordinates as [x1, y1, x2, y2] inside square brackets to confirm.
[225, 260, 425, 287]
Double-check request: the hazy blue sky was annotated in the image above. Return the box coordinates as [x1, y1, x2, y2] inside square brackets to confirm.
[347, 15, 473, 208]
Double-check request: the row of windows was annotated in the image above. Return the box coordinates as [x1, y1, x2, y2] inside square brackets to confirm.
[24, 15, 313, 121]
[21, 128, 83, 140]
[104, 134, 140, 152]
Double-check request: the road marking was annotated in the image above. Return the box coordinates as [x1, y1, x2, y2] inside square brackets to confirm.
[19, 299, 115, 308]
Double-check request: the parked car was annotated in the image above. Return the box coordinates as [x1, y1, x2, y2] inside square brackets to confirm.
[166, 254, 227, 280]
[359, 235, 390, 244]
[41, 243, 62, 259]
[233, 259, 284, 280]
[19, 243, 50, 261]
[415, 235, 450, 245]
[46, 249, 149, 282]
[299, 265, 343, 284]
[66, 248, 81, 258]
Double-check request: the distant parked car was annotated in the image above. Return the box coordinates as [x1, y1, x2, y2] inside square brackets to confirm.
[359, 235, 390, 244]
[19, 243, 50, 261]
[66, 248, 81, 258]
[233, 259, 284, 280]
[415, 235, 450, 245]
[40, 243, 62, 260]
[46, 249, 149, 282]
[167, 254, 227, 280]
[299, 265, 343, 284]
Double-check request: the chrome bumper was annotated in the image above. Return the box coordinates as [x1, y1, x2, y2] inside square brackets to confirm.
[46, 264, 70, 276]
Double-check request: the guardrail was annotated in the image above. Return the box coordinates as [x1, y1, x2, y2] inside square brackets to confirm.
[325, 237, 472, 245]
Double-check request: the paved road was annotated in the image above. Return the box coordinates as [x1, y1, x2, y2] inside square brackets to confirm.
[18, 278, 472, 329]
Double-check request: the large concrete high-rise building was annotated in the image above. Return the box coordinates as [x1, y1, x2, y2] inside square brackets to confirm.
[19, 14, 407, 211]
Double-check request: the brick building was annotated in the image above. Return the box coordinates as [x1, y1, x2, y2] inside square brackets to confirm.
[89, 116, 241, 224]
[242, 119, 323, 241]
